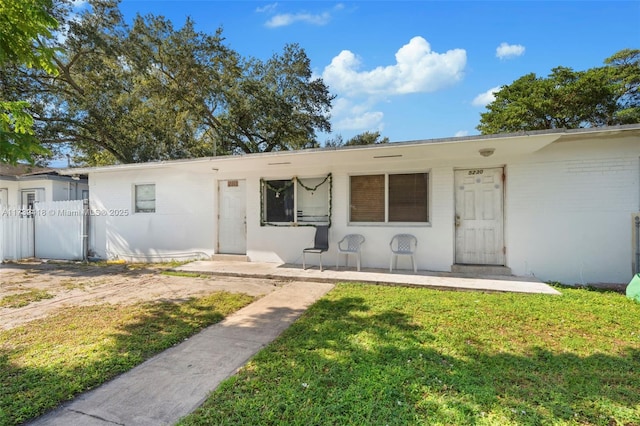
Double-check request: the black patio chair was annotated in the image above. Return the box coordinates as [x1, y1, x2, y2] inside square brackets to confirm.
[302, 225, 329, 271]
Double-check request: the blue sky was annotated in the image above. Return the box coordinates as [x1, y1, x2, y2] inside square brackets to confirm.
[113, 1, 639, 144]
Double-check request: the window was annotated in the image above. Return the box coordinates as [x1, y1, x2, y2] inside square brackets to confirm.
[261, 175, 331, 225]
[350, 173, 429, 223]
[135, 184, 155, 213]
[297, 177, 330, 222]
[264, 180, 294, 223]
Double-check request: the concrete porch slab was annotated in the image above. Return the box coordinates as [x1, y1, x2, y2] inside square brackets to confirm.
[175, 261, 561, 295]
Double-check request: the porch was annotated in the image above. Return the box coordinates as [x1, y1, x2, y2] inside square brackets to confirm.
[174, 260, 561, 295]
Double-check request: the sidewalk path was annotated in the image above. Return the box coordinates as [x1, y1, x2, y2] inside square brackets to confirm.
[27, 281, 334, 426]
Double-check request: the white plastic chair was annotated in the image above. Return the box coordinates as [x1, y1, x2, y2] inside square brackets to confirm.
[336, 234, 365, 271]
[389, 234, 418, 273]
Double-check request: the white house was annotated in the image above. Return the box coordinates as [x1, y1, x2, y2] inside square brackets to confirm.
[0, 164, 89, 208]
[61, 125, 640, 286]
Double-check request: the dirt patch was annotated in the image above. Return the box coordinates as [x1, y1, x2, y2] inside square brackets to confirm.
[0, 261, 284, 331]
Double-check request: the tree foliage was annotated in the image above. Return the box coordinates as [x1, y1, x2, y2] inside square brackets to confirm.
[477, 49, 640, 134]
[0, 0, 58, 164]
[324, 131, 389, 148]
[4, 0, 334, 165]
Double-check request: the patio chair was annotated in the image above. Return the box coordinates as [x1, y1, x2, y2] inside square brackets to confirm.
[390, 234, 418, 273]
[336, 234, 365, 271]
[302, 225, 329, 271]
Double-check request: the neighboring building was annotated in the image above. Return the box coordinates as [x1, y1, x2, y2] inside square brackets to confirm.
[0, 164, 89, 209]
[61, 125, 640, 286]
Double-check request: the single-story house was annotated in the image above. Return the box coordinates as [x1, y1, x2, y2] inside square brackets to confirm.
[0, 164, 89, 208]
[61, 124, 640, 286]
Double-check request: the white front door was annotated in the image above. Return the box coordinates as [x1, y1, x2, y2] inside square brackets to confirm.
[218, 179, 246, 254]
[454, 167, 505, 265]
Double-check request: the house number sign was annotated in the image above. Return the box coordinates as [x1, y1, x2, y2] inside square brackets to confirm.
[468, 169, 484, 175]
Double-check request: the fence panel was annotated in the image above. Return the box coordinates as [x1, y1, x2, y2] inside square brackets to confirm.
[34, 200, 86, 260]
[0, 207, 35, 261]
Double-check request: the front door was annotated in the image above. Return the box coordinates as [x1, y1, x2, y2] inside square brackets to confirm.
[218, 179, 246, 254]
[454, 167, 505, 265]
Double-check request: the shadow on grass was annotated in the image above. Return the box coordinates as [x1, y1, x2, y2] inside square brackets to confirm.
[0, 292, 250, 426]
[184, 295, 640, 426]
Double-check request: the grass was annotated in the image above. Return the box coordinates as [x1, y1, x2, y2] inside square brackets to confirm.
[0, 289, 54, 308]
[179, 283, 640, 426]
[0, 291, 254, 426]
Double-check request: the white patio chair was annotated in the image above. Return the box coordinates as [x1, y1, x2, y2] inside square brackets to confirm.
[389, 234, 418, 273]
[336, 234, 365, 271]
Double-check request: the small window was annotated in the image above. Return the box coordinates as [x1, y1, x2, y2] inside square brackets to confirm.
[135, 184, 155, 213]
[263, 180, 294, 222]
[349, 172, 429, 223]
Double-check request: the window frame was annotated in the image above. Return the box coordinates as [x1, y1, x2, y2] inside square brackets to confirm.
[348, 171, 430, 226]
[261, 175, 331, 226]
[134, 183, 156, 214]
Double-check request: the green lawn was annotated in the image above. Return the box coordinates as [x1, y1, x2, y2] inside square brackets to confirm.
[180, 283, 640, 426]
[0, 292, 254, 426]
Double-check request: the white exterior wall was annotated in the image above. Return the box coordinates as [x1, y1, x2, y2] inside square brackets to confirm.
[84, 129, 640, 285]
[89, 168, 216, 261]
[506, 135, 639, 285]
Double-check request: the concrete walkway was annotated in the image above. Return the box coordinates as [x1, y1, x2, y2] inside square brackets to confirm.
[176, 260, 561, 295]
[27, 281, 334, 426]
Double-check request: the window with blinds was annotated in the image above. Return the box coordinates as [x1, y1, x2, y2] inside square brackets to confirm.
[350, 174, 385, 222]
[389, 173, 428, 222]
[350, 173, 429, 223]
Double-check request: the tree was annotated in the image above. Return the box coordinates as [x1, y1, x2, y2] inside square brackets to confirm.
[477, 49, 640, 134]
[323, 131, 389, 147]
[0, 0, 58, 164]
[3, 0, 334, 165]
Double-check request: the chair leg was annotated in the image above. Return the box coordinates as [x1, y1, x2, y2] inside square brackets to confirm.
[389, 255, 393, 272]
[356, 253, 361, 272]
[319, 254, 323, 272]
[303, 252, 306, 270]
[412, 255, 417, 273]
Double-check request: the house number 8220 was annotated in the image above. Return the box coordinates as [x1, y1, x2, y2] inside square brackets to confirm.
[468, 169, 484, 175]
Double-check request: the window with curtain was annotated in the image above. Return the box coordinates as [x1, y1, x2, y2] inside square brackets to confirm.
[135, 184, 156, 213]
[350, 173, 429, 223]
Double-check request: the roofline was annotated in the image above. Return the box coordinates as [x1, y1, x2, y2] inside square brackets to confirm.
[58, 124, 640, 175]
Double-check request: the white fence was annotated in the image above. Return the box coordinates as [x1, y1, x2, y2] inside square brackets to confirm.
[0, 199, 87, 261]
[0, 210, 34, 260]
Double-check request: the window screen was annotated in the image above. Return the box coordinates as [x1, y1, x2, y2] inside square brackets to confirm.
[135, 184, 155, 213]
[264, 180, 294, 222]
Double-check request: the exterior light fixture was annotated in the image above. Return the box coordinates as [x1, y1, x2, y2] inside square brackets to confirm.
[479, 148, 495, 157]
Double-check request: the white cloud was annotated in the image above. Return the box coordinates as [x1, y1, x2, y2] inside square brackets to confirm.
[454, 130, 469, 137]
[331, 98, 384, 131]
[496, 42, 525, 59]
[263, 4, 345, 28]
[322, 37, 466, 97]
[256, 3, 278, 13]
[265, 11, 331, 28]
[472, 86, 501, 107]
